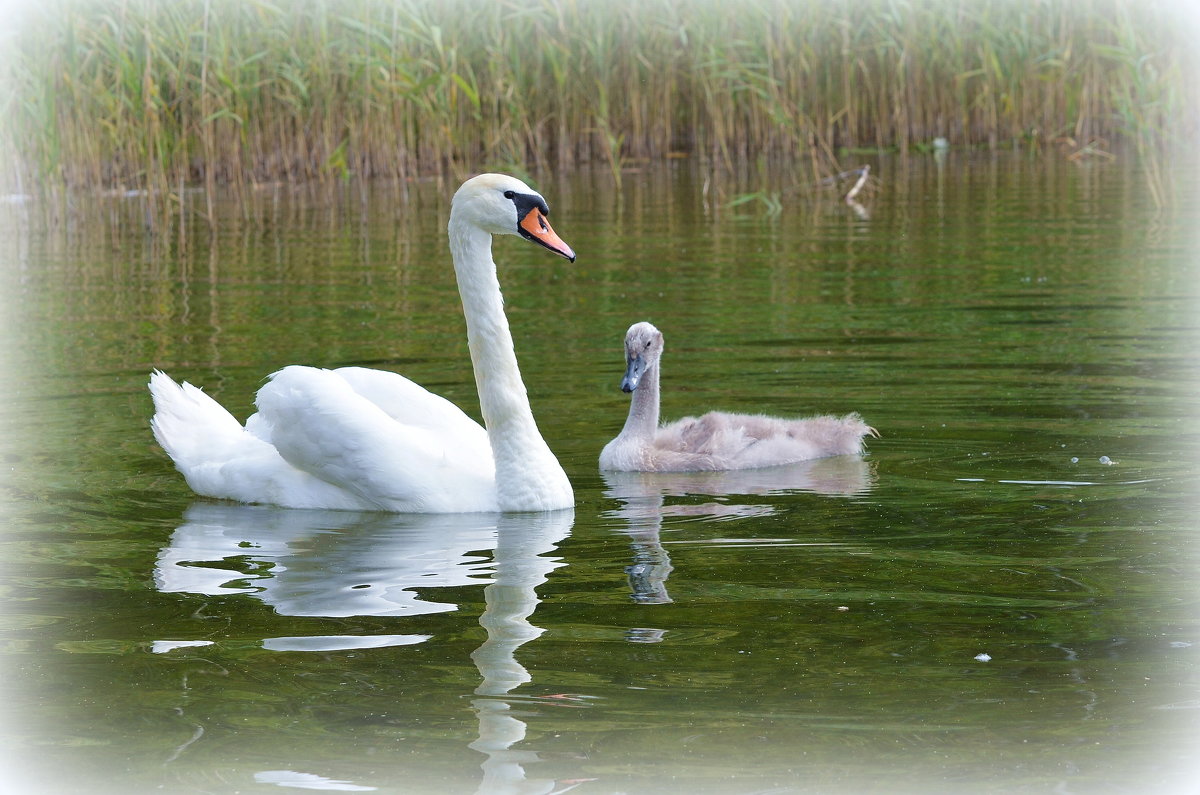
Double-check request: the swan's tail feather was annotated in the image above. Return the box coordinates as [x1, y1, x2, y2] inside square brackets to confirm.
[802, 412, 876, 456]
[149, 370, 247, 472]
[759, 411, 875, 459]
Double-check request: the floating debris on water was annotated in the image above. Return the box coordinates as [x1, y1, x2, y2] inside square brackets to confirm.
[974, 653, 992, 662]
[1099, 455, 1115, 465]
[150, 640, 215, 654]
[1070, 457, 1079, 463]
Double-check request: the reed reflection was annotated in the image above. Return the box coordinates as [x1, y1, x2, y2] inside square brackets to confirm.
[603, 456, 876, 604]
[153, 504, 575, 794]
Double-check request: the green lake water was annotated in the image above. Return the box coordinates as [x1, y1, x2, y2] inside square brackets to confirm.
[1, 154, 1198, 793]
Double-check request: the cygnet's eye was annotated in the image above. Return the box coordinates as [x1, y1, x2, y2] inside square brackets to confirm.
[503, 190, 515, 199]
[644, 341, 652, 349]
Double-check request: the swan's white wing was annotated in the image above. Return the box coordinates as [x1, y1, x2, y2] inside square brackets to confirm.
[333, 365, 486, 437]
[149, 371, 375, 510]
[255, 366, 497, 513]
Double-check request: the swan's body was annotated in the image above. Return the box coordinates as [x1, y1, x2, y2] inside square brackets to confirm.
[150, 174, 575, 513]
[598, 322, 875, 472]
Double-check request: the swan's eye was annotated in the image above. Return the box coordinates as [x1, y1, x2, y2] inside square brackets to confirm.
[503, 190, 515, 199]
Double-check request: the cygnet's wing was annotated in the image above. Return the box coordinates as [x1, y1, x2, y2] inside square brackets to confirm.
[659, 411, 872, 470]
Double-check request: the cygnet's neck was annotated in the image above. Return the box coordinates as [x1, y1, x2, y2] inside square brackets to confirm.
[618, 358, 661, 443]
[448, 220, 569, 508]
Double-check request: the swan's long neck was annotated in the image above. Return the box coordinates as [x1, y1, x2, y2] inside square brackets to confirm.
[620, 358, 661, 442]
[449, 220, 570, 510]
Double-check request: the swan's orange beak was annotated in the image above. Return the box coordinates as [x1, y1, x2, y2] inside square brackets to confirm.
[519, 207, 576, 262]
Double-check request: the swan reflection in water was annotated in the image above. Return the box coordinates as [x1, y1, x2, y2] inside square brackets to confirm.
[603, 455, 876, 606]
[153, 503, 577, 794]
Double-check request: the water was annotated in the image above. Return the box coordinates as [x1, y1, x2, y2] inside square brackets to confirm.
[2, 154, 1198, 794]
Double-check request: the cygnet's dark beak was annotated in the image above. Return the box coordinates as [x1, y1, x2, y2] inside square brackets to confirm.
[620, 353, 646, 393]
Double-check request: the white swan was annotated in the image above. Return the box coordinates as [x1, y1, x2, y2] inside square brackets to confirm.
[150, 174, 576, 513]
[599, 321, 876, 472]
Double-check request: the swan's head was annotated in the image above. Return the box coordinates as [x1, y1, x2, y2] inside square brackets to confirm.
[620, 321, 664, 393]
[450, 174, 576, 261]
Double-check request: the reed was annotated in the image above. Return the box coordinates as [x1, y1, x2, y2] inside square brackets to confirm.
[2, 0, 1195, 201]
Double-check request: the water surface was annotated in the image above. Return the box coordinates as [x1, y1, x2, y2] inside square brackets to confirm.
[2, 154, 1198, 793]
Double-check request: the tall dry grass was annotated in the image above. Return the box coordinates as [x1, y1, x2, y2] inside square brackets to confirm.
[1, 0, 1195, 202]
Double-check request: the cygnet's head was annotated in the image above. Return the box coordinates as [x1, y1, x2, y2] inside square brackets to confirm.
[620, 321, 664, 393]
[450, 173, 575, 261]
